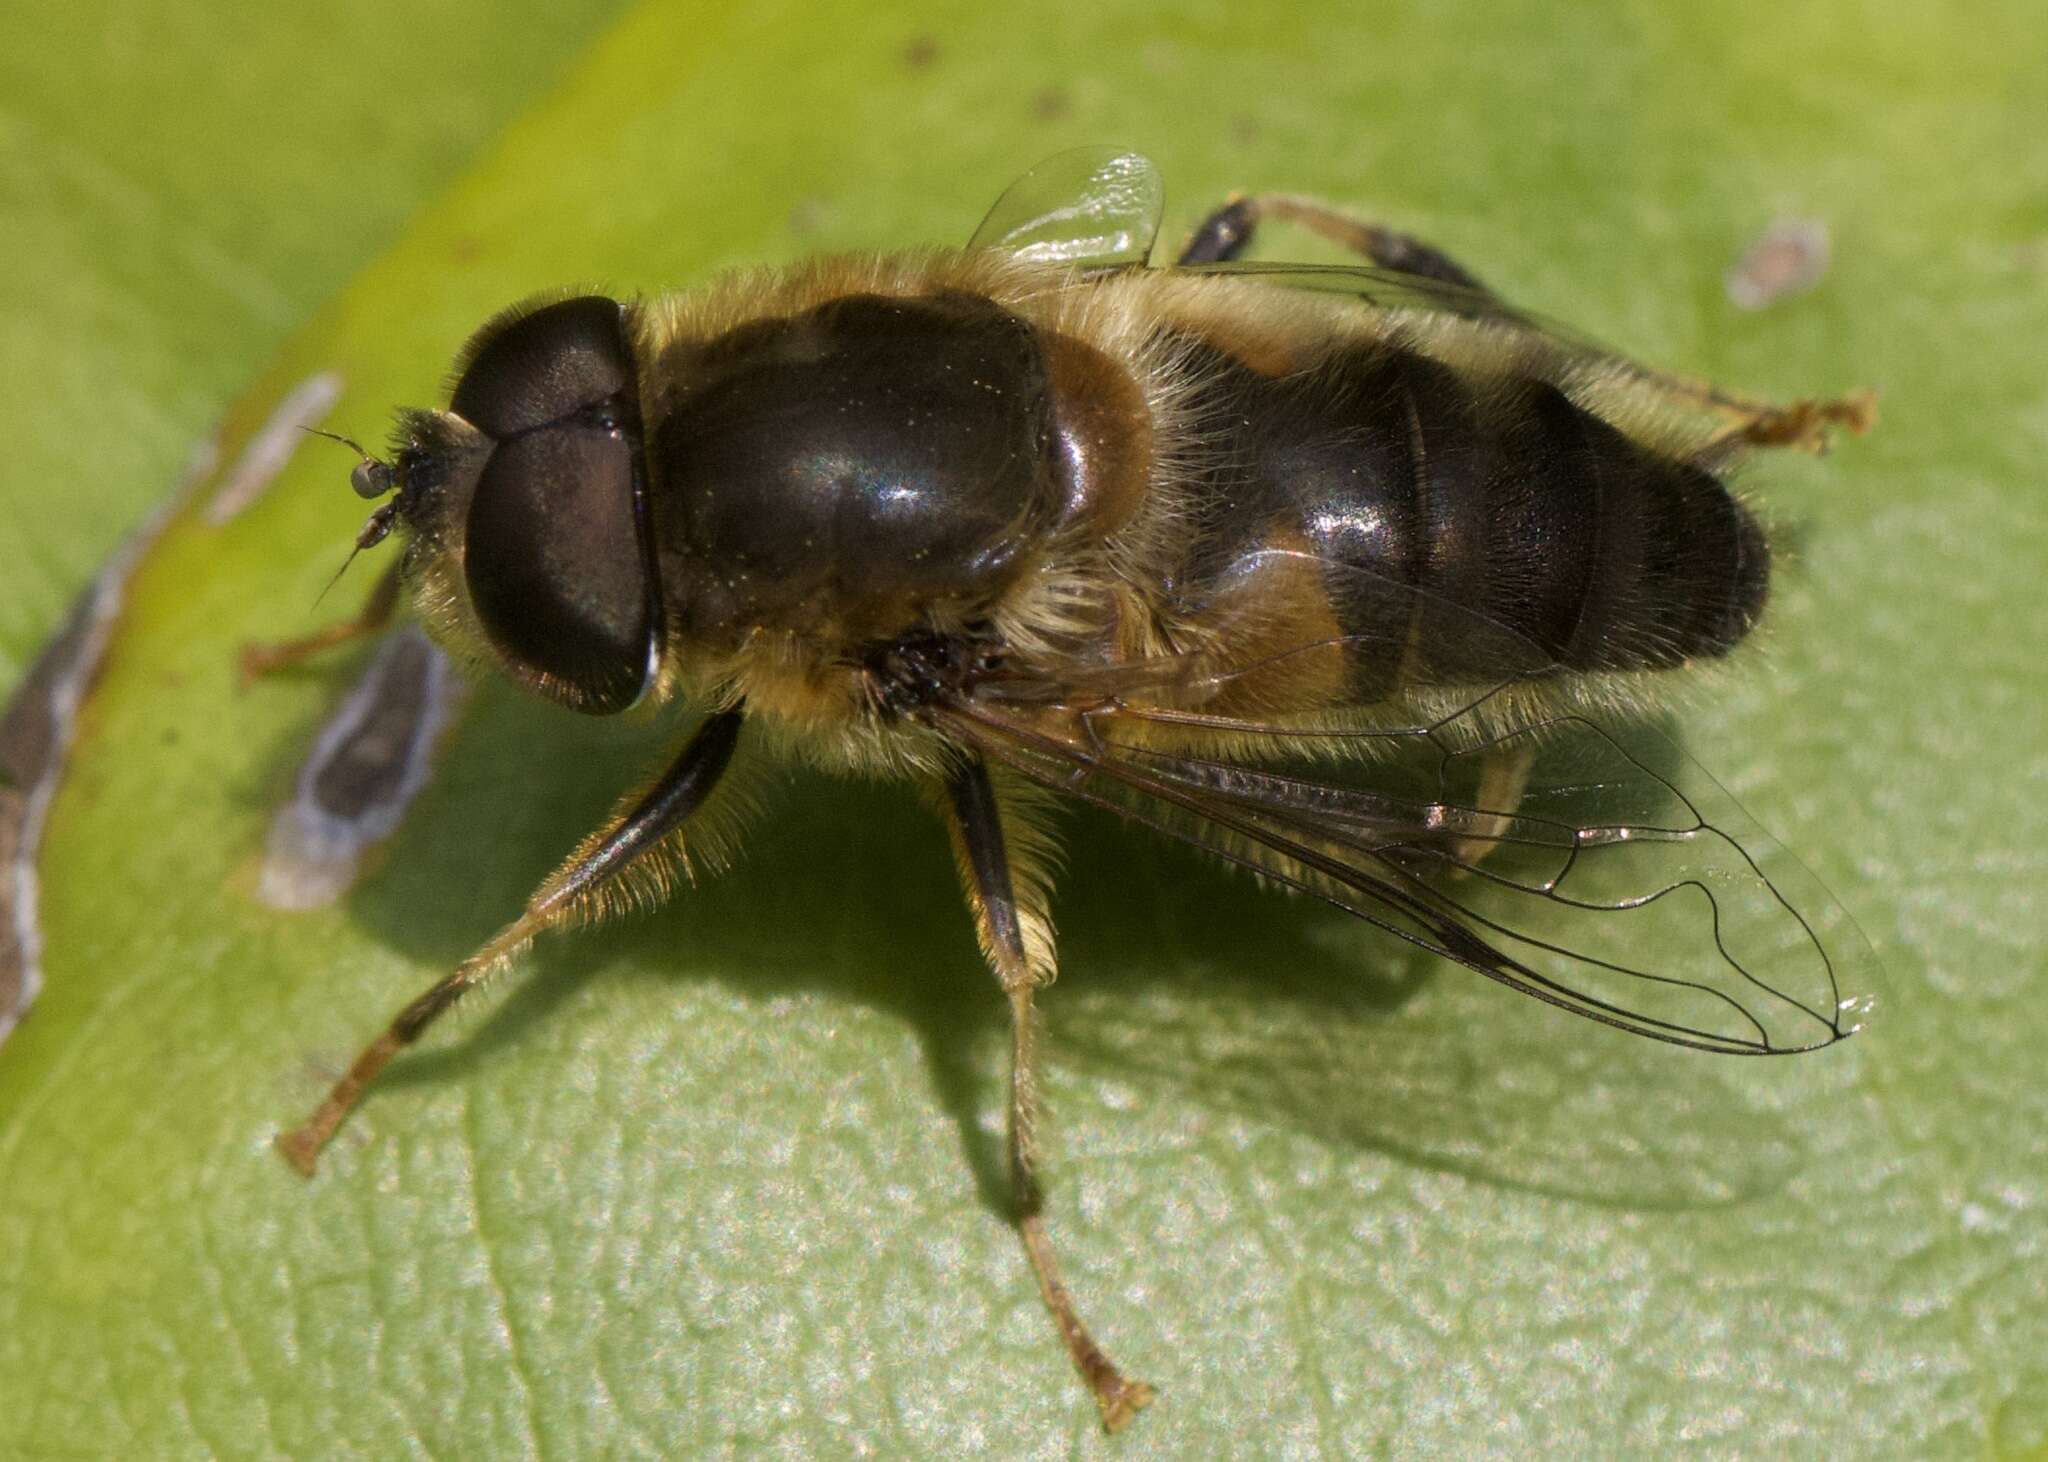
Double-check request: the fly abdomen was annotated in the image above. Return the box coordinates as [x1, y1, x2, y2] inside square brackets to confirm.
[1446, 371, 1769, 674]
[1174, 338, 1769, 691]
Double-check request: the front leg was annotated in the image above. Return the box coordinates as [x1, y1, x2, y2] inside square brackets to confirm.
[940, 758, 1155, 1432]
[276, 707, 745, 1174]
[240, 558, 404, 684]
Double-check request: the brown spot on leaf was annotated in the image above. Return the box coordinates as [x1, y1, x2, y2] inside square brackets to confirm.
[1725, 218, 1831, 311]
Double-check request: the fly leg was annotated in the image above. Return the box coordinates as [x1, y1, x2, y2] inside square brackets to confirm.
[1179, 193, 1875, 454]
[1179, 191, 1490, 289]
[275, 708, 744, 1175]
[1449, 742, 1537, 876]
[941, 758, 1155, 1432]
[240, 559, 403, 684]
[1689, 383, 1877, 456]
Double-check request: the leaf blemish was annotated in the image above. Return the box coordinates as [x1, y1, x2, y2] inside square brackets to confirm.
[204, 370, 347, 525]
[257, 625, 463, 911]
[0, 495, 184, 1041]
[1725, 219, 1831, 312]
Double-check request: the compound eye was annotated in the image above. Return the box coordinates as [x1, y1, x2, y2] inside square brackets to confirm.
[451, 295, 653, 713]
[465, 419, 653, 712]
[452, 295, 633, 437]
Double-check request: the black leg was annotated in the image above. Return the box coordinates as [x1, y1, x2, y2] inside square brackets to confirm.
[276, 707, 745, 1175]
[1179, 191, 1493, 291]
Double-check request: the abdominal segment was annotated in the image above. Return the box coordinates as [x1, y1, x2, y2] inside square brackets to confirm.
[1158, 336, 1769, 698]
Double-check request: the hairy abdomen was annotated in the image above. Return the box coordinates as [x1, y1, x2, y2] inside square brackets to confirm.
[1166, 338, 1768, 693]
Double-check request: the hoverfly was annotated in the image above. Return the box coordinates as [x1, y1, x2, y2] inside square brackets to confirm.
[269, 150, 1879, 1430]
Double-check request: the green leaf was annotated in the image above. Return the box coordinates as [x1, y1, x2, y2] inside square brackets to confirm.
[5, 1, 2046, 1455]
[0, 0, 634, 678]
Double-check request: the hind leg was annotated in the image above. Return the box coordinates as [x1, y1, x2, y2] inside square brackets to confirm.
[1179, 191, 1491, 291]
[1449, 742, 1538, 876]
[1179, 192, 1875, 455]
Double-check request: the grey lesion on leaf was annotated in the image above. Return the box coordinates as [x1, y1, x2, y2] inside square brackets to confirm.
[203, 370, 346, 526]
[257, 624, 464, 912]
[0, 512, 169, 1043]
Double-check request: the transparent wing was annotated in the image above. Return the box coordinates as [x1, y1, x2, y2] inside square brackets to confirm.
[968, 148, 1165, 269]
[1170, 260, 1757, 436]
[940, 554, 1879, 1056]
[1175, 259, 1653, 368]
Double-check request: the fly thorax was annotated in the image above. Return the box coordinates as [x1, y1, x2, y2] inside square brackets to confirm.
[649, 291, 1064, 648]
